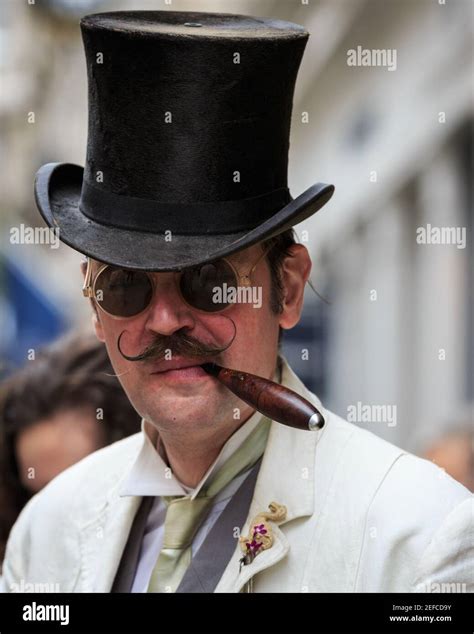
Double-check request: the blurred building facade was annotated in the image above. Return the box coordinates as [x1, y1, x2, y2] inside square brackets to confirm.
[0, 0, 472, 453]
[287, 0, 473, 453]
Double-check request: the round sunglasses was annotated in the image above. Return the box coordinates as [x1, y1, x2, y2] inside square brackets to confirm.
[82, 249, 269, 319]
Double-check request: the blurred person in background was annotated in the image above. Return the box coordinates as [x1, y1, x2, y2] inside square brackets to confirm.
[423, 423, 474, 493]
[0, 331, 141, 565]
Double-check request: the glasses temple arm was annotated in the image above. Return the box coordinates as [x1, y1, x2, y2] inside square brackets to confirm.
[82, 258, 93, 297]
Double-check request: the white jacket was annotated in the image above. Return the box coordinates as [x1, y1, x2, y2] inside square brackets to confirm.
[1, 360, 472, 593]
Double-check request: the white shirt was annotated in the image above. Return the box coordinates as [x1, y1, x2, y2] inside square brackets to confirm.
[119, 405, 270, 593]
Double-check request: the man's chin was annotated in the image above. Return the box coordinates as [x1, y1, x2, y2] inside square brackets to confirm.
[145, 403, 223, 430]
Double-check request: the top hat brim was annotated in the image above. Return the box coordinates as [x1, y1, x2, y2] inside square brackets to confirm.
[35, 162, 334, 271]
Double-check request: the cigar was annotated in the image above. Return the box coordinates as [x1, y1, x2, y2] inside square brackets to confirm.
[201, 363, 325, 431]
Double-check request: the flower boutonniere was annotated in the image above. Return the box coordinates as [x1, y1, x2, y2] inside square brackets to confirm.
[239, 501, 287, 569]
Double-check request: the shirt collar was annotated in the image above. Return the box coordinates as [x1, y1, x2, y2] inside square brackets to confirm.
[119, 362, 281, 500]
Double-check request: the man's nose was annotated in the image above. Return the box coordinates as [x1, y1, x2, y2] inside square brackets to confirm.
[143, 273, 196, 336]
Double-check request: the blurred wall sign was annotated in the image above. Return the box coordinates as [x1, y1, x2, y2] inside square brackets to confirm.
[1, 255, 67, 373]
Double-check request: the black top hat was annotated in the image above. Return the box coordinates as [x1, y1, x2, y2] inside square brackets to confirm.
[34, 11, 334, 271]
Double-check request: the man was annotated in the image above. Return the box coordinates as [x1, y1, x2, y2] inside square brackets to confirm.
[1, 10, 472, 593]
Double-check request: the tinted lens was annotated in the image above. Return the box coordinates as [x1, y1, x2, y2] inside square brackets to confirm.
[94, 267, 153, 317]
[179, 260, 237, 312]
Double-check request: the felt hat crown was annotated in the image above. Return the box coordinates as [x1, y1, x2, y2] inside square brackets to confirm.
[34, 11, 334, 270]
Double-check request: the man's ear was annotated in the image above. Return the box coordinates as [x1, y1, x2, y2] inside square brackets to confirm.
[80, 259, 105, 342]
[278, 244, 312, 331]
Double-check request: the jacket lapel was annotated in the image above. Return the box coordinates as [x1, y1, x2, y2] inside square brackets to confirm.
[78, 480, 143, 592]
[215, 359, 326, 592]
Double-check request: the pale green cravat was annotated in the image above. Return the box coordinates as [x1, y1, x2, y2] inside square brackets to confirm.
[147, 416, 271, 593]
